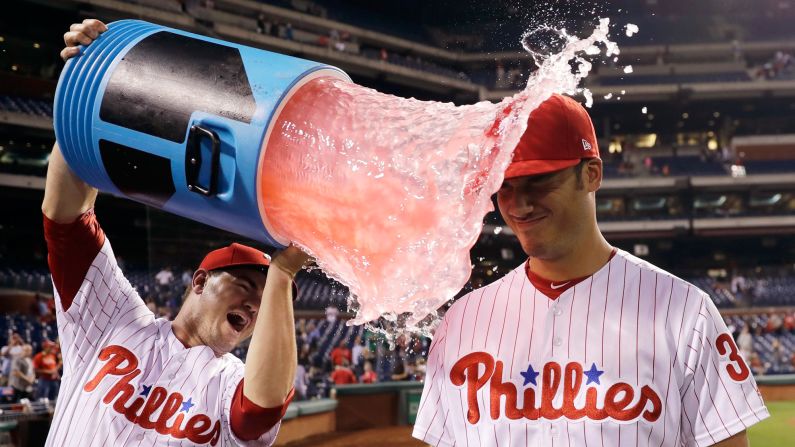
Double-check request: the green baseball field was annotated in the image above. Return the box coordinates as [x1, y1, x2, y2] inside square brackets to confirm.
[747, 401, 795, 446]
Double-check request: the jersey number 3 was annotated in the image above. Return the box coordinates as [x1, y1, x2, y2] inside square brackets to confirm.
[715, 333, 751, 382]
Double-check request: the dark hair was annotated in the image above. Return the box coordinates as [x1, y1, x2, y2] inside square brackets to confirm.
[181, 275, 195, 303]
[573, 158, 590, 189]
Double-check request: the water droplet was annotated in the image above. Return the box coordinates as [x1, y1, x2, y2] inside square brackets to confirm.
[261, 16, 621, 340]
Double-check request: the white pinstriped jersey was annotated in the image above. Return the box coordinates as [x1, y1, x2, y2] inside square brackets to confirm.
[46, 238, 280, 446]
[413, 249, 768, 447]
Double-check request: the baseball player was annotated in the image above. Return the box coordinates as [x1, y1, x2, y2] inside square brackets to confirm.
[413, 94, 769, 446]
[41, 19, 308, 446]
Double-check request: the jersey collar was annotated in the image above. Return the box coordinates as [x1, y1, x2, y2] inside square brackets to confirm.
[525, 248, 617, 300]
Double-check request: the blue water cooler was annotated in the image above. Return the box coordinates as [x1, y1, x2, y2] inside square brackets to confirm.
[53, 19, 350, 247]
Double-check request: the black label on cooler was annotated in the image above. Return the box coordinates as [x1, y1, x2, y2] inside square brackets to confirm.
[99, 139, 176, 208]
[100, 31, 256, 143]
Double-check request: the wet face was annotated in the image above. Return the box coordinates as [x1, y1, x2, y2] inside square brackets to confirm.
[497, 161, 599, 260]
[191, 267, 267, 355]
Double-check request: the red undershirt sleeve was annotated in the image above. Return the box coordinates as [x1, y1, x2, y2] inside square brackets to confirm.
[43, 210, 105, 312]
[229, 379, 295, 441]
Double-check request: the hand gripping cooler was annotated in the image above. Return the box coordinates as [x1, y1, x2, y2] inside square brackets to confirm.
[53, 19, 350, 247]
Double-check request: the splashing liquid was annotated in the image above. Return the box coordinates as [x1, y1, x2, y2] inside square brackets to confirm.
[259, 19, 617, 336]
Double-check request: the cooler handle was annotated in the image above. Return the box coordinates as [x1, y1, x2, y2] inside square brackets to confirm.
[185, 124, 220, 196]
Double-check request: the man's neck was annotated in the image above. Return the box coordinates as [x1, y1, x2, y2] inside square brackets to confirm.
[171, 313, 203, 350]
[529, 230, 614, 281]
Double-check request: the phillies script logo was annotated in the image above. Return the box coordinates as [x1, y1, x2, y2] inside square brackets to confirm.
[450, 352, 662, 425]
[83, 345, 221, 445]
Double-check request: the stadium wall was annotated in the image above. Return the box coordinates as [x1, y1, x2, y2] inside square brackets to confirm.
[757, 375, 795, 401]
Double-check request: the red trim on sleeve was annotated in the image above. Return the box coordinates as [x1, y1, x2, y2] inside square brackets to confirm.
[43, 210, 105, 311]
[230, 379, 294, 441]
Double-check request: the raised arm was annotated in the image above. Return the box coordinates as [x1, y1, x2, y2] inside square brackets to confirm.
[42, 144, 98, 223]
[43, 19, 107, 223]
[243, 246, 308, 407]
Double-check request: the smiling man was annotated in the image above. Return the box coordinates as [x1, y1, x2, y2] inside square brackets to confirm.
[40, 19, 307, 446]
[413, 94, 769, 446]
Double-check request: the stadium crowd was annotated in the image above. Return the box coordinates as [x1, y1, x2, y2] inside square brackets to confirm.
[0, 262, 433, 405]
[0, 334, 60, 404]
[752, 50, 795, 81]
[1, 260, 794, 407]
[725, 312, 795, 375]
[0, 0, 794, 414]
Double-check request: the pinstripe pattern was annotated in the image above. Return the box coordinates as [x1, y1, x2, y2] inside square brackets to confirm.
[46, 239, 280, 446]
[413, 249, 769, 446]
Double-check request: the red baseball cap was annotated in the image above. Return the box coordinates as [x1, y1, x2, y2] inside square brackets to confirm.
[198, 243, 301, 298]
[505, 94, 599, 179]
[199, 243, 271, 273]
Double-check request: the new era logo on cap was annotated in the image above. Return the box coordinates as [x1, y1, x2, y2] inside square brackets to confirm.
[505, 94, 600, 179]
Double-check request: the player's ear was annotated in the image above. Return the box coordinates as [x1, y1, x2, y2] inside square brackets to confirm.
[192, 269, 210, 295]
[585, 158, 602, 193]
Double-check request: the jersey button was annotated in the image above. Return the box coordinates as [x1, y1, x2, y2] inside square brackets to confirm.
[553, 336, 563, 347]
[552, 306, 563, 317]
